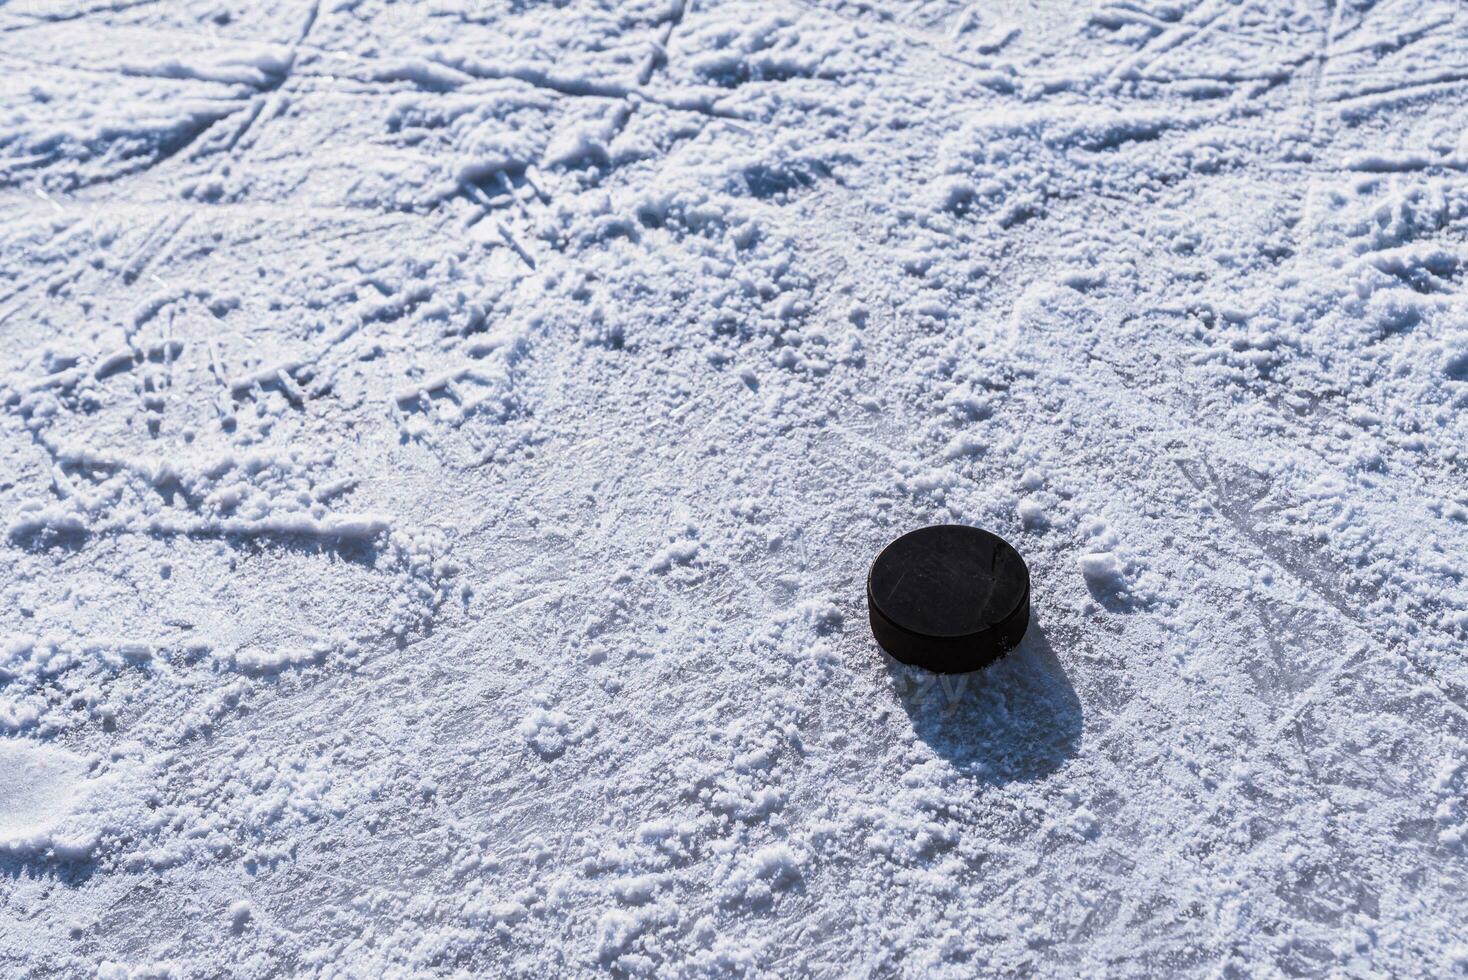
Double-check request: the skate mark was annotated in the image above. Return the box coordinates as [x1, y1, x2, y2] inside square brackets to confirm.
[1325, 68, 1468, 103]
[491, 213, 536, 268]
[1107, 0, 1239, 81]
[227, 361, 311, 409]
[204, 97, 269, 161]
[122, 214, 190, 286]
[116, 216, 171, 283]
[80, 106, 240, 191]
[93, 338, 186, 381]
[1176, 456, 1369, 628]
[0, 0, 158, 31]
[788, 0, 1019, 88]
[459, 169, 544, 230]
[1175, 457, 1468, 717]
[193, 0, 319, 169]
[1332, 15, 1454, 59]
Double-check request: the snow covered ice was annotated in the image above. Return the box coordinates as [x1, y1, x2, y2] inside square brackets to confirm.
[2, 0, 1467, 974]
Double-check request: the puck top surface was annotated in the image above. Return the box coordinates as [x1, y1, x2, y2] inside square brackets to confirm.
[868, 525, 1029, 639]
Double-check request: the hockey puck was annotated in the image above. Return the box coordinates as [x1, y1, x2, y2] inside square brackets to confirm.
[867, 525, 1030, 673]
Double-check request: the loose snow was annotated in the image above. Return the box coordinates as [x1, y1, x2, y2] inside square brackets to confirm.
[1, 0, 1466, 975]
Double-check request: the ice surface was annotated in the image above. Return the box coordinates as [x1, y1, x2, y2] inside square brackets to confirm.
[2, 0, 1467, 975]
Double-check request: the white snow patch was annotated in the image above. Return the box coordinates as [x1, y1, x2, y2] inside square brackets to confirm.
[1078, 551, 1126, 594]
[0, 741, 140, 859]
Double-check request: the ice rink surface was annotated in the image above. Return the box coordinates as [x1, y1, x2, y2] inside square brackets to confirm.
[1, 0, 1466, 974]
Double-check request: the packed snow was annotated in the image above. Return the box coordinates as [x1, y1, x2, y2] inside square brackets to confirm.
[2, 0, 1467, 974]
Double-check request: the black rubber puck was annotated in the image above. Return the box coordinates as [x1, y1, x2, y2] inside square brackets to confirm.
[867, 525, 1030, 673]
